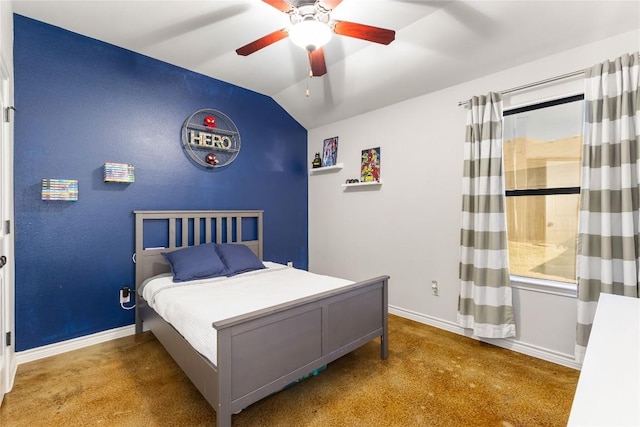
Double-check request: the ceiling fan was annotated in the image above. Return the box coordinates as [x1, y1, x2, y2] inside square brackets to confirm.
[236, 0, 395, 77]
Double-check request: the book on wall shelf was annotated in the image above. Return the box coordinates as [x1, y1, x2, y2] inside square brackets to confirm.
[41, 179, 78, 201]
[103, 162, 135, 183]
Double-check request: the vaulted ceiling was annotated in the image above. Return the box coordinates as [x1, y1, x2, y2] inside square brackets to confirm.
[11, 0, 640, 129]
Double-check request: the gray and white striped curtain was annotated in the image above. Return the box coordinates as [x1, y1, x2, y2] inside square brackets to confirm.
[576, 52, 640, 362]
[458, 93, 516, 339]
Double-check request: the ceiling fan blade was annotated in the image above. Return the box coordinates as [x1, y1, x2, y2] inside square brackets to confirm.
[262, 0, 294, 13]
[319, 0, 343, 10]
[333, 21, 395, 45]
[308, 48, 327, 77]
[236, 28, 289, 56]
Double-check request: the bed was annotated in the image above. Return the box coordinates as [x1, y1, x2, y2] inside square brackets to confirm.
[134, 210, 389, 427]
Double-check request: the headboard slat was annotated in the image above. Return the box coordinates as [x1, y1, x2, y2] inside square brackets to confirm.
[169, 218, 176, 249]
[182, 217, 189, 247]
[206, 218, 212, 243]
[194, 218, 201, 245]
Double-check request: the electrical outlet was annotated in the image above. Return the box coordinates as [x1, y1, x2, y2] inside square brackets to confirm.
[120, 287, 131, 304]
[431, 280, 439, 296]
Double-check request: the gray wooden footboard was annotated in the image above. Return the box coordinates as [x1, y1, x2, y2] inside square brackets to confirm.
[134, 210, 389, 427]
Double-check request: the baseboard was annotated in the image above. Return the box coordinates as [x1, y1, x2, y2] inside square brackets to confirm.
[16, 325, 136, 365]
[15, 309, 581, 370]
[389, 305, 582, 370]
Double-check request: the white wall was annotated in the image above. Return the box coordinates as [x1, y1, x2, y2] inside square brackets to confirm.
[308, 29, 640, 369]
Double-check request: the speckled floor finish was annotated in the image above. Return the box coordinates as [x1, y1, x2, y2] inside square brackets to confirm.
[0, 315, 579, 426]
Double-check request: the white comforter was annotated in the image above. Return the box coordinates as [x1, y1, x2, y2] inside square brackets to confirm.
[140, 262, 354, 365]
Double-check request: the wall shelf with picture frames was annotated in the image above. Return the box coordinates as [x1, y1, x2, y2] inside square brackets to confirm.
[341, 181, 382, 188]
[309, 163, 343, 175]
[342, 146, 382, 190]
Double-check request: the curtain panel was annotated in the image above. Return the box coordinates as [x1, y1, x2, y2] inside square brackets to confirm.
[458, 93, 516, 339]
[576, 52, 640, 362]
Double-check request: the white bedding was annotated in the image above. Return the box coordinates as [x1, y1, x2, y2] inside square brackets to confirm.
[140, 262, 354, 365]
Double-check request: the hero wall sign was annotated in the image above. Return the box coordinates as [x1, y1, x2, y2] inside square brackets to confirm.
[181, 109, 241, 169]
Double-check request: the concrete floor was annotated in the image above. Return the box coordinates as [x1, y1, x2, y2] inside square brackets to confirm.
[0, 315, 579, 426]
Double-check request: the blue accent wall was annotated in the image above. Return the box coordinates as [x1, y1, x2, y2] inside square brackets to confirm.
[13, 15, 308, 351]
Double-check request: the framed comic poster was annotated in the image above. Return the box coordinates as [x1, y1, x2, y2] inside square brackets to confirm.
[361, 147, 381, 182]
[322, 136, 338, 167]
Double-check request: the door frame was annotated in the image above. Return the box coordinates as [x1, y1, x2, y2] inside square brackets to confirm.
[0, 51, 16, 404]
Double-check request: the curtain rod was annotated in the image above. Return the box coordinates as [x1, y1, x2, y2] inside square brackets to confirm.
[457, 68, 585, 107]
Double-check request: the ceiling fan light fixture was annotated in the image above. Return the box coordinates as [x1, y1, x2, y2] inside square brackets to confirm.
[289, 19, 332, 51]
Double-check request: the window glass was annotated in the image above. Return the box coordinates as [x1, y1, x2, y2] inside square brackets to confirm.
[504, 100, 582, 190]
[506, 194, 579, 283]
[503, 96, 583, 284]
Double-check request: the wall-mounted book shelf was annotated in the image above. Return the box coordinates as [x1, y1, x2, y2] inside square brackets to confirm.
[103, 162, 135, 183]
[41, 178, 79, 201]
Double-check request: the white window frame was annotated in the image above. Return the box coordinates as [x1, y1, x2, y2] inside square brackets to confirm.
[503, 94, 584, 298]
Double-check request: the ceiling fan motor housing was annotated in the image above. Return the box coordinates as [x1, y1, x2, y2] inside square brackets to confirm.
[290, 3, 330, 25]
[288, 4, 332, 51]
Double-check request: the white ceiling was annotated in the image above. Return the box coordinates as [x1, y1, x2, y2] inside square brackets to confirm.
[11, 0, 640, 129]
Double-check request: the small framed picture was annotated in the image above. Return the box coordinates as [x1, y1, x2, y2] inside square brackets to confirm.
[361, 147, 381, 182]
[322, 136, 338, 167]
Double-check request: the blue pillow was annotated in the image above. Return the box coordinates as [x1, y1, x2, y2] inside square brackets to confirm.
[162, 243, 228, 282]
[215, 243, 266, 276]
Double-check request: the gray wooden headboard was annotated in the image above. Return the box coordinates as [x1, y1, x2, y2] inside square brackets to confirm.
[134, 210, 264, 290]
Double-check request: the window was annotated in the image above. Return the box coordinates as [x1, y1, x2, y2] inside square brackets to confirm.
[503, 95, 583, 284]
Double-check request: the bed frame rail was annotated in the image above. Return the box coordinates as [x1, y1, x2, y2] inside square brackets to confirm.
[217, 275, 389, 413]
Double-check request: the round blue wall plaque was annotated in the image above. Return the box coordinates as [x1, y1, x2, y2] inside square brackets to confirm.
[181, 109, 241, 168]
